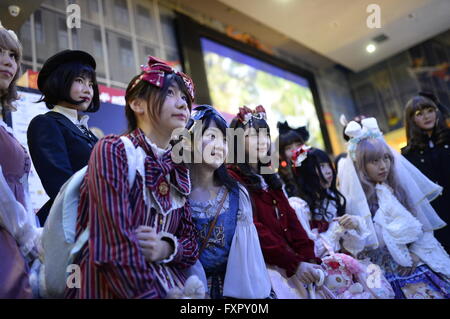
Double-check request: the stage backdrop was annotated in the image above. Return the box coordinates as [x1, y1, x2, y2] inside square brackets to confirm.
[200, 38, 325, 150]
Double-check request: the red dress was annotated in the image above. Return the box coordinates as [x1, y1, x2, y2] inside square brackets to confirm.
[228, 166, 320, 277]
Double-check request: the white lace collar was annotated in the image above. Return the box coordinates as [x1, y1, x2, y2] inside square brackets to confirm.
[190, 186, 229, 218]
[144, 135, 171, 158]
[373, 182, 423, 267]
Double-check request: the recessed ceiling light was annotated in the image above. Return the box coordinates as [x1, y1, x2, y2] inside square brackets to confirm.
[366, 44, 376, 53]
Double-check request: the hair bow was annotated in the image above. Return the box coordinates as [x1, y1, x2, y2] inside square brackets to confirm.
[236, 105, 267, 125]
[346, 117, 383, 160]
[291, 144, 311, 167]
[191, 105, 227, 123]
[131, 56, 195, 100]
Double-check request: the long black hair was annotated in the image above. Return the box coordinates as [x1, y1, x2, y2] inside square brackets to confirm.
[277, 121, 309, 158]
[229, 115, 283, 192]
[185, 105, 238, 194]
[293, 148, 346, 220]
[277, 124, 308, 197]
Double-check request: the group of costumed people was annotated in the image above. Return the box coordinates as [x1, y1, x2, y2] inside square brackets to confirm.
[1, 23, 450, 299]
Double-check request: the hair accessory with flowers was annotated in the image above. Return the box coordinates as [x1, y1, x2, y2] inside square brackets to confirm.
[291, 144, 311, 167]
[236, 105, 267, 125]
[130, 56, 195, 100]
[345, 117, 383, 161]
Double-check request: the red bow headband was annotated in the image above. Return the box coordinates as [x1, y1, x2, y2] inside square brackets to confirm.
[291, 144, 311, 167]
[236, 105, 267, 125]
[131, 56, 195, 101]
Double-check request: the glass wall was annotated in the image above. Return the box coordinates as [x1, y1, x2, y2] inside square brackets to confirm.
[18, 0, 181, 89]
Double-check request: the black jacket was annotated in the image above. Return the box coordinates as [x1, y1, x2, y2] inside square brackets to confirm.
[27, 111, 98, 225]
[401, 130, 450, 252]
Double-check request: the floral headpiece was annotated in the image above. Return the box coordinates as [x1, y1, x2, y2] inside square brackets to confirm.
[291, 144, 311, 167]
[130, 56, 195, 101]
[236, 105, 267, 125]
[345, 117, 383, 161]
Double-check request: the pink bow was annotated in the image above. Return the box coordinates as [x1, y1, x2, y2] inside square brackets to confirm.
[133, 56, 195, 101]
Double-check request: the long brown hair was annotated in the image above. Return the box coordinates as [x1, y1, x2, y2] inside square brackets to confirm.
[355, 138, 412, 215]
[404, 95, 449, 150]
[0, 28, 22, 112]
[124, 73, 192, 133]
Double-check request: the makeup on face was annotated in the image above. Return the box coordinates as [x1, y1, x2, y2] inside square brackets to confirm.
[413, 106, 437, 131]
[319, 162, 333, 188]
[365, 153, 391, 183]
[69, 76, 94, 111]
[159, 82, 190, 133]
[200, 123, 227, 168]
[0, 47, 18, 91]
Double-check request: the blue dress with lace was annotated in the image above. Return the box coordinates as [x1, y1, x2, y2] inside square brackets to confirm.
[190, 186, 239, 298]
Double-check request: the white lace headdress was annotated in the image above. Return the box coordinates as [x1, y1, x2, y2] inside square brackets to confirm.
[337, 117, 446, 250]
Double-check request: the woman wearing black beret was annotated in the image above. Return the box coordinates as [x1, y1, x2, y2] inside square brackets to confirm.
[27, 50, 100, 225]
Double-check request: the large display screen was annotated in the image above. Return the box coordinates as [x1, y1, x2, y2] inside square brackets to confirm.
[200, 38, 325, 149]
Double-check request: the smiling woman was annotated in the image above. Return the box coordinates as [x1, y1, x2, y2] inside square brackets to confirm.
[26, 50, 100, 224]
[228, 105, 322, 299]
[180, 104, 271, 299]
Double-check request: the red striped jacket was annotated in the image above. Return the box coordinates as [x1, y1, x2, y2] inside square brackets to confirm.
[65, 129, 198, 299]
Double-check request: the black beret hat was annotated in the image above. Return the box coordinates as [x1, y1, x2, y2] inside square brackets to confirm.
[37, 50, 96, 92]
